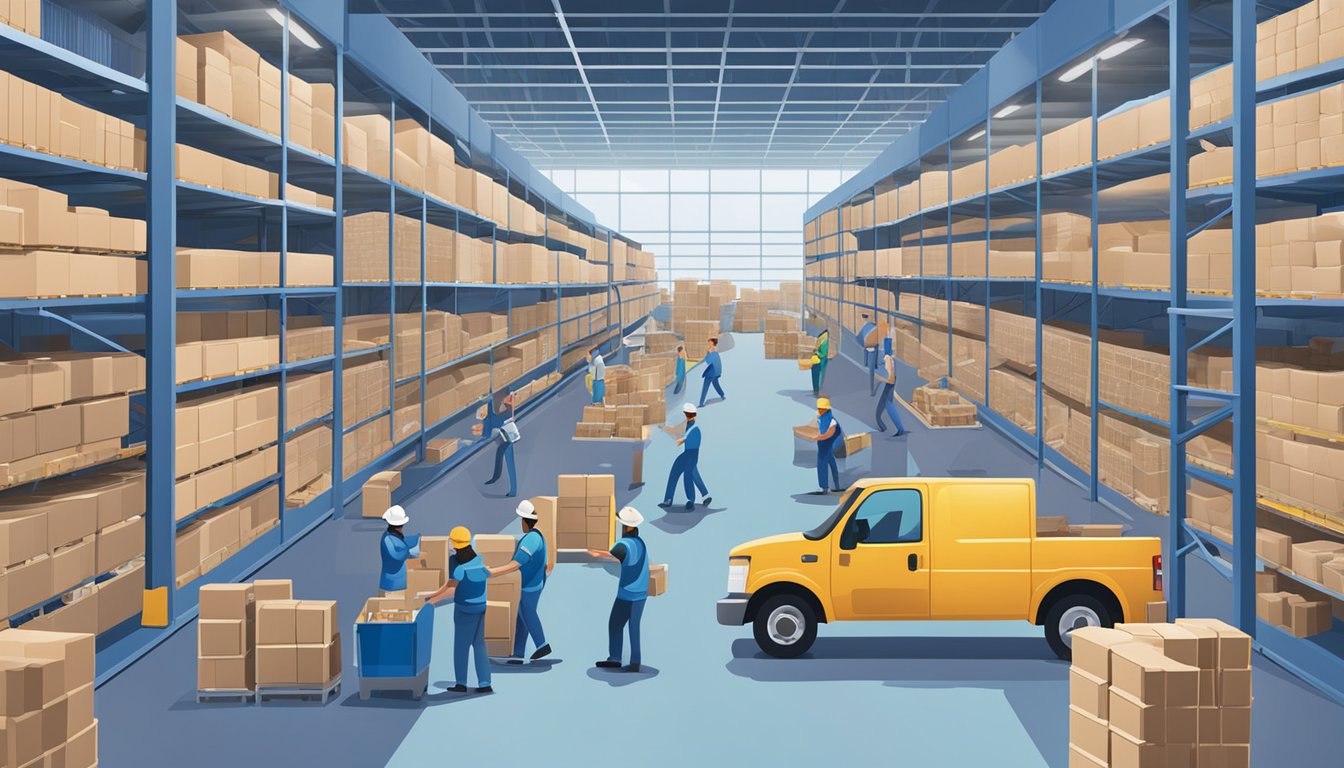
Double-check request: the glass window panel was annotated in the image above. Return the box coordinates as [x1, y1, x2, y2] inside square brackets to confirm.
[548, 169, 576, 192]
[761, 194, 808, 231]
[713, 244, 761, 257]
[808, 169, 842, 192]
[709, 193, 763, 229]
[670, 169, 710, 192]
[711, 256, 763, 270]
[763, 232, 801, 244]
[710, 168, 760, 192]
[575, 169, 620, 191]
[671, 232, 709, 243]
[761, 169, 809, 192]
[710, 230, 761, 244]
[620, 169, 669, 193]
[761, 256, 801, 269]
[761, 269, 804, 281]
[762, 243, 802, 256]
[621, 194, 670, 231]
[575, 194, 620, 229]
[670, 194, 709, 231]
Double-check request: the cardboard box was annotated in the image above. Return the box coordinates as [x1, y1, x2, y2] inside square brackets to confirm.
[1071, 626, 1143, 681]
[198, 618, 248, 657]
[295, 600, 337, 644]
[252, 578, 291, 602]
[1067, 705, 1109, 764]
[649, 563, 668, 597]
[1110, 641, 1199, 706]
[1069, 667, 1108, 719]
[256, 599, 300, 645]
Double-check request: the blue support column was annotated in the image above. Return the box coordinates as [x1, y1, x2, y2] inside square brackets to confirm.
[1035, 80, 1044, 467]
[1088, 62, 1100, 501]
[331, 46, 346, 511]
[418, 195, 427, 457]
[145, 0, 177, 613]
[277, 10, 291, 520]
[983, 118, 992, 405]
[1167, 0, 1191, 619]
[945, 144, 953, 383]
[1231, 0, 1258, 635]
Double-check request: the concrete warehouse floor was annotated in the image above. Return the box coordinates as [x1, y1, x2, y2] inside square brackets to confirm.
[97, 330, 1344, 767]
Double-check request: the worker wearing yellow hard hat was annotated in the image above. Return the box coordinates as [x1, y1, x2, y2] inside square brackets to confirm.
[803, 397, 844, 494]
[424, 526, 493, 693]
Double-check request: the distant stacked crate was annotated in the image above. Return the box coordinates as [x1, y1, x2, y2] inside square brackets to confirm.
[0, 65, 143, 172]
[176, 310, 281, 384]
[176, 248, 333, 289]
[911, 384, 978, 427]
[285, 424, 332, 508]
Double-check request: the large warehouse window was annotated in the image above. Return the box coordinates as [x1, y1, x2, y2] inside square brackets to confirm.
[543, 169, 856, 290]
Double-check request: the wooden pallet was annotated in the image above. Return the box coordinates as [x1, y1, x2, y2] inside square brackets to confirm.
[257, 676, 342, 705]
[894, 391, 981, 431]
[0, 443, 145, 492]
[196, 689, 257, 704]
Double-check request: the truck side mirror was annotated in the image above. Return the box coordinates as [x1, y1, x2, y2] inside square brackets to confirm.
[840, 517, 869, 550]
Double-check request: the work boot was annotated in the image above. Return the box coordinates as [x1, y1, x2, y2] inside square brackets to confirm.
[475, 686, 494, 694]
[447, 684, 468, 693]
[531, 644, 553, 661]
[595, 660, 621, 669]
[623, 664, 641, 673]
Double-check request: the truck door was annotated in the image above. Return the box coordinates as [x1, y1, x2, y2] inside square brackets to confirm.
[830, 487, 930, 620]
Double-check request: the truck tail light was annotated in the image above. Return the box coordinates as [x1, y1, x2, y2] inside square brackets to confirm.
[1153, 554, 1163, 592]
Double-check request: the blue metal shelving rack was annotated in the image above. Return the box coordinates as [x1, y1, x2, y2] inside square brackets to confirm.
[0, 1, 658, 685]
[801, 0, 1344, 704]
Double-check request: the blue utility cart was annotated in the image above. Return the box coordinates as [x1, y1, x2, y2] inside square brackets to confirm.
[354, 598, 435, 700]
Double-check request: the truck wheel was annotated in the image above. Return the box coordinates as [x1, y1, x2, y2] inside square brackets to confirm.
[1044, 594, 1112, 661]
[753, 595, 817, 658]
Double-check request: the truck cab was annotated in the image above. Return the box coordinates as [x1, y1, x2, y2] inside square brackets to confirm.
[717, 477, 1163, 659]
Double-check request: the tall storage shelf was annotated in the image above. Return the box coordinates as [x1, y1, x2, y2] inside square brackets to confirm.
[0, 1, 658, 684]
[804, 0, 1344, 704]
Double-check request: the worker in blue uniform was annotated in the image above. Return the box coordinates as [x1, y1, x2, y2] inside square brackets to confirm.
[673, 344, 688, 394]
[658, 402, 710, 511]
[378, 505, 420, 596]
[480, 391, 520, 497]
[425, 526, 493, 694]
[588, 345, 606, 404]
[698, 337, 724, 407]
[857, 314, 878, 394]
[487, 499, 554, 665]
[589, 507, 649, 673]
[875, 353, 908, 437]
[806, 397, 844, 494]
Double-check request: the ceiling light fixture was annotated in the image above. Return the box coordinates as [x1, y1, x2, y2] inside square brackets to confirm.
[1058, 37, 1142, 82]
[993, 104, 1021, 118]
[267, 8, 320, 49]
[966, 129, 986, 142]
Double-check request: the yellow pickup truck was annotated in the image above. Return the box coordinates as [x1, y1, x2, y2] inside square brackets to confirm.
[717, 477, 1162, 660]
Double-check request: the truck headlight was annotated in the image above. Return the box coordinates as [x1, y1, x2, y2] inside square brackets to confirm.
[727, 557, 750, 593]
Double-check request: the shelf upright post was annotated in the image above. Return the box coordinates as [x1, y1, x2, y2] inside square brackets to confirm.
[331, 44, 345, 512]
[419, 192, 427, 458]
[1088, 60, 1100, 501]
[1034, 80, 1044, 467]
[1167, 0, 1192, 619]
[144, 0, 177, 618]
[945, 143, 953, 385]
[387, 103, 396, 426]
[984, 115, 992, 405]
[1230, 0, 1258, 634]
[277, 10, 291, 524]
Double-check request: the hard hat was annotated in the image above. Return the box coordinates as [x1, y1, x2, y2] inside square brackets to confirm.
[516, 499, 538, 520]
[382, 505, 409, 526]
[682, 402, 698, 415]
[449, 526, 472, 548]
[615, 506, 645, 528]
[817, 397, 832, 411]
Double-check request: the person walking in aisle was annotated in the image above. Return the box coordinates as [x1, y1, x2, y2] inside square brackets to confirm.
[588, 345, 607, 404]
[810, 329, 830, 396]
[424, 526, 493, 693]
[805, 397, 844, 494]
[377, 505, 420, 597]
[672, 344, 688, 395]
[589, 507, 650, 673]
[698, 337, 725, 407]
[658, 403, 711, 511]
[875, 353, 909, 437]
[858, 314, 878, 394]
[480, 391, 521, 497]
[487, 499, 554, 665]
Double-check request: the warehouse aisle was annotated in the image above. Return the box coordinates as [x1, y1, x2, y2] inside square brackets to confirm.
[96, 333, 1344, 767]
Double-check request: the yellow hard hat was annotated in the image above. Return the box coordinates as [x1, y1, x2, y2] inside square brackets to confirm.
[817, 397, 831, 411]
[449, 526, 471, 548]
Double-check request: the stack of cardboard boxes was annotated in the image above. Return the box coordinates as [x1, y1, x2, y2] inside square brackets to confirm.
[1257, 1, 1344, 83]
[474, 535, 523, 656]
[405, 536, 451, 599]
[197, 582, 258, 692]
[553, 474, 615, 553]
[1255, 210, 1344, 296]
[176, 309, 282, 383]
[175, 143, 331, 208]
[176, 248, 333, 289]
[174, 384, 279, 518]
[0, 628, 98, 768]
[912, 383, 979, 427]
[342, 358, 390, 430]
[1068, 620, 1251, 768]
[283, 371, 333, 432]
[175, 485, 280, 587]
[256, 595, 341, 690]
[0, 67, 142, 171]
[342, 416, 391, 478]
[0, 0, 39, 35]
[284, 424, 331, 508]
[1257, 585, 1335, 638]
[360, 470, 401, 519]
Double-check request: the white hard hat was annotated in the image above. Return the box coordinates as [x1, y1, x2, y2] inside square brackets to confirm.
[682, 402, 698, 415]
[615, 506, 644, 528]
[516, 499, 538, 520]
[382, 505, 409, 526]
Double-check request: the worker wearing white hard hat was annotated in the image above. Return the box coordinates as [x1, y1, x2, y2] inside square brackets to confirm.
[659, 402, 710, 511]
[486, 499, 553, 664]
[589, 507, 651, 672]
[377, 505, 420, 596]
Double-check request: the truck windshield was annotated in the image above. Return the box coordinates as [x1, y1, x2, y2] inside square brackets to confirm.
[803, 487, 859, 541]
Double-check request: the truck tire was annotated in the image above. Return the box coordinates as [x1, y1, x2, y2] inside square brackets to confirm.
[1044, 594, 1113, 661]
[753, 594, 818, 658]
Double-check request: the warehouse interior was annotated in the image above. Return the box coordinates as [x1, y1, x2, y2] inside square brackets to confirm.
[1, 0, 1344, 766]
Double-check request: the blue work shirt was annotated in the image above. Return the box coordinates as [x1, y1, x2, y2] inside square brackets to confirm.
[450, 556, 490, 614]
[817, 411, 843, 451]
[379, 532, 420, 591]
[610, 535, 649, 601]
[675, 357, 686, 379]
[702, 350, 721, 378]
[514, 529, 547, 593]
[683, 422, 702, 451]
[859, 322, 877, 347]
